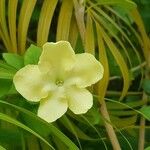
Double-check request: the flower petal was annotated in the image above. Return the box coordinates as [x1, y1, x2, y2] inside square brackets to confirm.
[38, 41, 76, 75]
[13, 65, 50, 102]
[67, 86, 93, 114]
[38, 96, 68, 122]
[66, 53, 104, 88]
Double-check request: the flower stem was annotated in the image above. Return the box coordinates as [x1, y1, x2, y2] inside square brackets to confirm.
[138, 36, 150, 150]
[138, 117, 146, 150]
[73, 0, 85, 45]
[138, 71, 149, 150]
[100, 100, 121, 150]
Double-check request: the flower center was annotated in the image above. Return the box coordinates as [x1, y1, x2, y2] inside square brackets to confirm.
[55, 80, 64, 86]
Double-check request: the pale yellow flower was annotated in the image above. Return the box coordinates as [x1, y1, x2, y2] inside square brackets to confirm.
[13, 41, 104, 122]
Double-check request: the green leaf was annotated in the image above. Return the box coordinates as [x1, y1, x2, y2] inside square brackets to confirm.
[106, 48, 121, 76]
[134, 0, 150, 33]
[60, 115, 99, 141]
[0, 68, 15, 79]
[0, 128, 21, 144]
[24, 44, 42, 65]
[0, 79, 12, 97]
[0, 60, 17, 72]
[145, 147, 150, 150]
[0, 100, 79, 150]
[142, 79, 150, 95]
[60, 116, 82, 149]
[0, 112, 55, 150]
[95, 0, 137, 10]
[7, 84, 18, 95]
[140, 106, 150, 121]
[3, 53, 24, 70]
[0, 145, 6, 150]
[0, 60, 17, 79]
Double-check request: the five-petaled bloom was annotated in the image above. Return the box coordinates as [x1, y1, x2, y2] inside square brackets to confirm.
[13, 41, 104, 122]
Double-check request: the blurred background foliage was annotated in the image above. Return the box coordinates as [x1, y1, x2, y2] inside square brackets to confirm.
[133, 0, 150, 35]
[0, 0, 150, 150]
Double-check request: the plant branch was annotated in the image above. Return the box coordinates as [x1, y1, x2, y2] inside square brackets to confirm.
[138, 116, 146, 150]
[138, 38, 150, 150]
[73, 0, 86, 45]
[100, 100, 121, 150]
[138, 76, 149, 150]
